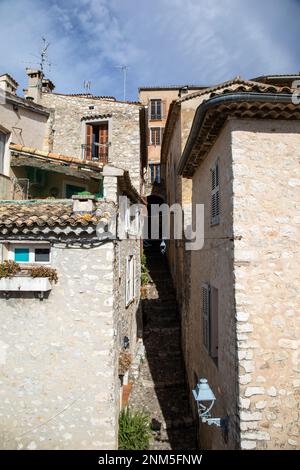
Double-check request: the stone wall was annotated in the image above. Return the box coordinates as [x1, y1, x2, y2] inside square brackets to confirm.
[231, 119, 300, 450]
[0, 242, 118, 450]
[41, 93, 142, 192]
[188, 122, 239, 449]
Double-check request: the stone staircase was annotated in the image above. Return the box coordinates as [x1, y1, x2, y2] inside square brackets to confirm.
[129, 244, 197, 450]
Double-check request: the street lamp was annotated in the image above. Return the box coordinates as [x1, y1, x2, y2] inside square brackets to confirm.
[192, 378, 228, 431]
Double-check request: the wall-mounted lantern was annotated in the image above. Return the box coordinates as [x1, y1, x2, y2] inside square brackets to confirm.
[192, 378, 228, 432]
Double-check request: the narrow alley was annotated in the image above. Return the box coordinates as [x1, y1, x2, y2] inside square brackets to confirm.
[129, 243, 197, 450]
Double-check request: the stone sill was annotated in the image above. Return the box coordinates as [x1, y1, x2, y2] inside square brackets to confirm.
[0, 276, 52, 292]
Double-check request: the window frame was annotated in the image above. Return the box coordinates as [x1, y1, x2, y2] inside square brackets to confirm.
[150, 99, 162, 120]
[8, 243, 51, 265]
[150, 127, 163, 146]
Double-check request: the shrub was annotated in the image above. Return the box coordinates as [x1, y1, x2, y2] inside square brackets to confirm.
[141, 253, 150, 286]
[118, 408, 151, 450]
[30, 266, 58, 284]
[0, 261, 20, 278]
[119, 351, 132, 375]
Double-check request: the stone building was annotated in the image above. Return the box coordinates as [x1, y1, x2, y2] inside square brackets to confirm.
[0, 68, 146, 199]
[163, 77, 300, 449]
[139, 85, 205, 197]
[0, 166, 143, 450]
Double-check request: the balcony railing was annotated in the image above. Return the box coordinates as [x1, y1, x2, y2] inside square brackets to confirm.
[81, 143, 110, 163]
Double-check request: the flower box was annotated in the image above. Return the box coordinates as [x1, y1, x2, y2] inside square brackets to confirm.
[0, 276, 52, 292]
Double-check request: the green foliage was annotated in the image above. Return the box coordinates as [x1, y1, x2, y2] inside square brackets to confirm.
[118, 408, 151, 450]
[0, 261, 20, 278]
[77, 191, 93, 196]
[141, 253, 150, 286]
[30, 266, 58, 283]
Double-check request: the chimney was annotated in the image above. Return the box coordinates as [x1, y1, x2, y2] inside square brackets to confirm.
[72, 194, 96, 213]
[42, 78, 55, 93]
[178, 85, 189, 98]
[0, 74, 18, 94]
[23, 68, 43, 103]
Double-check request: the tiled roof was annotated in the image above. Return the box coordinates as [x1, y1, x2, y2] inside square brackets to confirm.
[81, 113, 112, 121]
[161, 77, 296, 164]
[0, 200, 115, 240]
[178, 87, 299, 177]
[9, 143, 103, 170]
[48, 92, 141, 106]
[177, 77, 293, 103]
[139, 85, 207, 91]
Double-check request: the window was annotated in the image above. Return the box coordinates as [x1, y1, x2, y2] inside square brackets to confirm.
[35, 248, 50, 263]
[125, 255, 135, 306]
[150, 127, 164, 146]
[149, 163, 161, 183]
[211, 162, 220, 225]
[0, 131, 6, 174]
[150, 99, 162, 120]
[84, 121, 109, 162]
[10, 244, 51, 264]
[202, 284, 218, 362]
[15, 248, 29, 263]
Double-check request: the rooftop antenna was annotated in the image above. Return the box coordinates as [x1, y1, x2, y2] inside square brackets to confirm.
[84, 80, 91, 94]
[114, 65, 129, 101]
[40, 37, 50, 77]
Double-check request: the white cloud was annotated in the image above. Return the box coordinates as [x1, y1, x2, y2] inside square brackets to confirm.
[0, 0, 299, 100]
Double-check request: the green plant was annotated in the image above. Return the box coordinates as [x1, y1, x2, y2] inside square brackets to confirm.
[118, 408, 151, 450]
[141, 253, 150, 286]
[30, 266, 58, 284]
[77, 191, 93, 196]
[0, 260, 20, 278]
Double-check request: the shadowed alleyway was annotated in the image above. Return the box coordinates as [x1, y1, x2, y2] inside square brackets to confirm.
[129, 243, 197, 450]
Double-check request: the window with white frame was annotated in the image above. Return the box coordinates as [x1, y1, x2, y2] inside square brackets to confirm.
[202, 283, 218, 362]
[150, 127, 164, 146]
[125, 255, 135, 306]
[8, 243, 51, 264]
[150, 99, 162, 120]
[211, 161, 220, 225]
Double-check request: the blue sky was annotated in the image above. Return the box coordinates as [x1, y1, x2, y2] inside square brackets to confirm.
[0, 0, 299, 101]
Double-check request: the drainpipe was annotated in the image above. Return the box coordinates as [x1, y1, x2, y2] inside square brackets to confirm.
[178, 92, 295, 175]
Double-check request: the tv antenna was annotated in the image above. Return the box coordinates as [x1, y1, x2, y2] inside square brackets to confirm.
[84, 80, 92, 94]
[114, 65, 129, 101]
[40, 37, 50, 76]
[22, 37, 54, 75]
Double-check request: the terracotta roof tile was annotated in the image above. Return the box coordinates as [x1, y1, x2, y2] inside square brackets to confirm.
[0, 200, 115, 239]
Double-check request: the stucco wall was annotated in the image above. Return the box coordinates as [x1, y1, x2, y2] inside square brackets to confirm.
[41, 93, 142, 192]
[0, 101, 49, 176]
[188, 122, 239, 449]
[231, 119, 300, 450]
[0, 242, 118, 450]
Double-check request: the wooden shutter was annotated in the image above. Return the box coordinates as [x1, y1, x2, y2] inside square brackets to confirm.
[85, 124, 93, 160]
[202, 284, 210, 350]
[99, 122, 109, 163]
[210, 286, 218, 359]
[211, 162, 220, 225]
